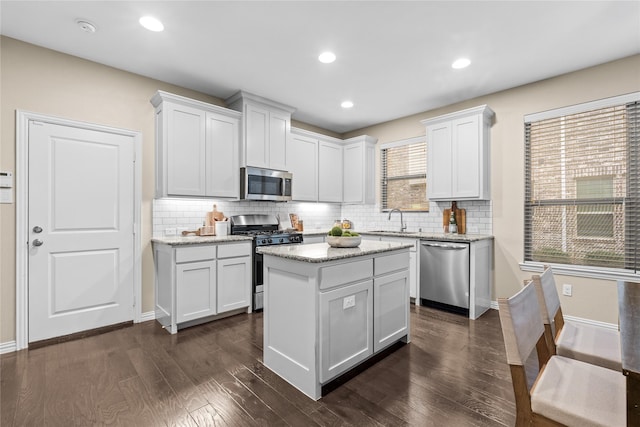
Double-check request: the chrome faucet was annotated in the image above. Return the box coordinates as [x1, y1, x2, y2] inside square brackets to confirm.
[388, 208, 406, 232]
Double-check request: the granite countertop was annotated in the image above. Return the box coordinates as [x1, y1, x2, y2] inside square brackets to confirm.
[257, 240, 412, 263]
[151, 235, 253, 246]
[302, 229, 493, 242]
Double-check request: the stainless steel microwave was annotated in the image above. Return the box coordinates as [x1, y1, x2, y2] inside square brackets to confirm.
[240, 167, 292, 202]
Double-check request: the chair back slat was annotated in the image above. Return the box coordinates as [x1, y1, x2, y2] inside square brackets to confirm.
[532, 267, 562, 334]
[498, 281, 546, 366]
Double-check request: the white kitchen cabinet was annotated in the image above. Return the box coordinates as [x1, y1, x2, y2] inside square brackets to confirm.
[319, 279, 373, 382]
[226, 91, 295, 170]
[151, 91, 241, 198]
[176, 260, 217, 323]
[153, 240, 252, 334]
[342, 136, 376, 204]
[374, 270, 409, 352]
[421, 105, 494, 200]
[217, 243, 252, 313]
[262, 244, 410, 400]
[318, 140, 344, 203]
[287, 130, 318, 201]
[368, 235, 419, 300]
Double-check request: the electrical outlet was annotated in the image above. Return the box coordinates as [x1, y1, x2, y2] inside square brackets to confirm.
[562, 284, 572, 297]
[343, 295, 356, 309]
[165, 228, 177, 236]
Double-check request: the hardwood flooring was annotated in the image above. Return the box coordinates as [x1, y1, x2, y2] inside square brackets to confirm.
[1, 305, 517, 426]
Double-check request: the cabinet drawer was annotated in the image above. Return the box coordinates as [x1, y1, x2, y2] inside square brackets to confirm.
[320, 259, 373, 290]
[217, 242, 252, 259]
[176, 245, 216, 263]
[378, 236, 418, 251]
[375, 252, 410, 276]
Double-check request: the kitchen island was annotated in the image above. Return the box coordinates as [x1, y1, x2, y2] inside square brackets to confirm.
[258, 240, 412, 400]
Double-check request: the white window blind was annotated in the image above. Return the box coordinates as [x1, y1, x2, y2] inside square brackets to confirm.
[524, 95, 640, 272]
[381, 137, 428, 211]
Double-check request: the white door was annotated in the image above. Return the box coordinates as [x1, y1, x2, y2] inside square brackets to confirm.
[28, 121, 135, 342]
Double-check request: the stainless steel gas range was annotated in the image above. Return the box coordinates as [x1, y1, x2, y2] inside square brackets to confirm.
[229, 214, 303, 310]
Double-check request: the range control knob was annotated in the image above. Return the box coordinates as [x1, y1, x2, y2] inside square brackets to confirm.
[261, 239, 267, 245]
[279, 238, 284, 243]
[268, 238, 273, 244]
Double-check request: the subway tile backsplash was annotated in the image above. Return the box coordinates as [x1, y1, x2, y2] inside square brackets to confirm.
[153, 199, 492, 237]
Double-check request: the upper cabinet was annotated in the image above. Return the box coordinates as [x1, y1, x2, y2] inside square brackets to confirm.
[151, 91, 241, 198]
[421, 105, 494, 201]
[343, 136, 376, 204]
[318, 139, 344, 203]
[288, 129, 319, 202]
[288, 127, 377, 204]
[226, 91, 295, 171]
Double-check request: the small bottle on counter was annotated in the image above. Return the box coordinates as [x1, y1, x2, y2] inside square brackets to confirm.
[449, 209, 458, 234]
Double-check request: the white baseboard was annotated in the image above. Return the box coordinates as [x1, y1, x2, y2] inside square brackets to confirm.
[138, 311, 155, 323]
[491, 300, 618, 330]
[0, 340, 17, 354]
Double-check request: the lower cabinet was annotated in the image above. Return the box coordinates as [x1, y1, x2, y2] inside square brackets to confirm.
[263, 248, 410, 400]
[217, 256, 251, 313]
[367, 235, 419, 300]
[176, 260, 217, 323]
[319, 280, 373, 382]
[373, 270, 409, 352]
[153, 240, 252, 334]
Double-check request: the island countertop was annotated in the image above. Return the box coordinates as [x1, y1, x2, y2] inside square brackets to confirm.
[257, 240, 412, 263]
[151, 235, 253, 246]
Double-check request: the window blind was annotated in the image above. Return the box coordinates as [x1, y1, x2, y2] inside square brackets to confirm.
[524, 98, 640, 272]
[381, 138, 428, 211]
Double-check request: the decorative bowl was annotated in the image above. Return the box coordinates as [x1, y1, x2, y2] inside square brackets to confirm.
[326, 235, 362, 248]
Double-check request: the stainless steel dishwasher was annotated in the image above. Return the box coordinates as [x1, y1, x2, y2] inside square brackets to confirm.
[420, 240, 470, 315]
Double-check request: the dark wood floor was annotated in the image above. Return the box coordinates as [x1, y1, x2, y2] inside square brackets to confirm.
[1, 304, 516, 426]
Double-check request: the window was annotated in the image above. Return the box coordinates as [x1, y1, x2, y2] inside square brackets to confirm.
[381, 137, 428, 211]
[524, 93, 640, 272]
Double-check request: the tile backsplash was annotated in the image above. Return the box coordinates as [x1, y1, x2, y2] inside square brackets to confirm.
[153, 198, 492, 237]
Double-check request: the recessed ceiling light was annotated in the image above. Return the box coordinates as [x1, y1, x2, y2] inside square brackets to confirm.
[139, 16, 164, 32]
[452, 58, 471, 69]
[318, 51, 336, 64]
[76, 19, 97, 33]
[341, 101, 354, 109]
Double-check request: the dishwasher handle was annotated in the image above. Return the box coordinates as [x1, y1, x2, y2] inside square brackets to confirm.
[421, 242, 468, 250]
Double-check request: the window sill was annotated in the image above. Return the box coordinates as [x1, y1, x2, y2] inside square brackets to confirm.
[520, 261, 640, 281]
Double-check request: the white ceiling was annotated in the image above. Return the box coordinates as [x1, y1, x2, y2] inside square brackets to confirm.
[1, 1, 639, 133]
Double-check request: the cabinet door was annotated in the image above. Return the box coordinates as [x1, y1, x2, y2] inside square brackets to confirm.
[373, 270, 409, 352]
[452, 115, 481, 198]
[288, 134, 318, 201]
[320, 280, 373, 383]
[343, 143, 364, 203]
[205, 112, 239, 198]
[269, 111, 289, 171]
[245, 103, 269, 168]
[167, 103, 206, 196]
[176, 260, 216, 323]
[318, 141, 343, 203]
[217, 256, 251, 313]
[426, 122, 452, 200]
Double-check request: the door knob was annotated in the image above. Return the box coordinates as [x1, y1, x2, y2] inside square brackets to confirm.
[32, 239, 44, 247]
[33, 226, 43, 233]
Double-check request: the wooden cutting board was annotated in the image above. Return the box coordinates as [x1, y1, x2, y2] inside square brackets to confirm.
[443, 208, 466, 234]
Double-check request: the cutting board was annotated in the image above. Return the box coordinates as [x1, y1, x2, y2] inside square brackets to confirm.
[443, 208, 466, 234]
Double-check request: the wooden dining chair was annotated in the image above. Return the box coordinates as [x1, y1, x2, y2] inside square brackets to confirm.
[532, 266, 622, 371]
[498, 281, 625, 427]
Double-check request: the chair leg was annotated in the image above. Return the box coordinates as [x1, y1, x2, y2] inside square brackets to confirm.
[509, 365, 533, 427]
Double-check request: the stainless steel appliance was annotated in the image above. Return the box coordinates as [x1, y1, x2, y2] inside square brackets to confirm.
[420, 240, 470, 315]
[240, 167, 292, 202]
[230, 214, 303, 310]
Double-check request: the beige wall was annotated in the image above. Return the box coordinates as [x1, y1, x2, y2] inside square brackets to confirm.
[1, 35, 638, 344]
[344, 54, 640, 324]
[0, 37, 227, 343]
